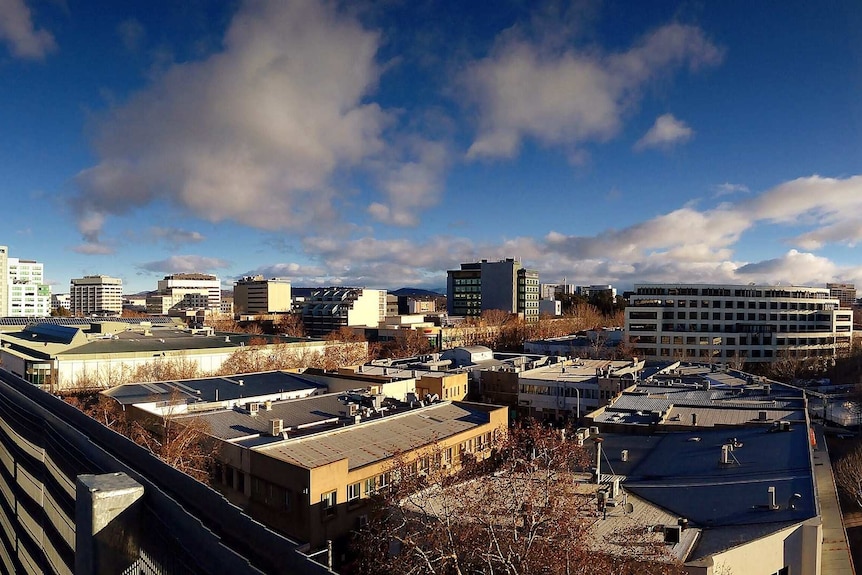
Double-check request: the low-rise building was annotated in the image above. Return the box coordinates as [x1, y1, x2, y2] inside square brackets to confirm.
[580, 371, 824, 574]
[172, 395, 507, 548]
[0, 320, 357, 391]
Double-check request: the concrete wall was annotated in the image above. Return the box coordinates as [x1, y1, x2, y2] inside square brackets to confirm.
[0, 367, 333, 575]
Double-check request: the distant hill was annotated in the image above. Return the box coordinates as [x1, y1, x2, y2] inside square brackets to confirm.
[390, 287, 445, 297]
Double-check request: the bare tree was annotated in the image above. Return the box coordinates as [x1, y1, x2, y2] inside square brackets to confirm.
[835, 441, 862, 510]
[351, 425, 682, 575]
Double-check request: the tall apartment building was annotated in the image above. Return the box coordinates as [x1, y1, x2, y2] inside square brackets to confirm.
[447, 258, 540, 322]
[301, 287, 386, 337]
[625, 283, 853, 365]
[827, 282, 856, 308]
[70, 275, 123, 316]
[0, 246, 51, 317]
[146, 273, 221, 314]
[233, 276, 291, 315]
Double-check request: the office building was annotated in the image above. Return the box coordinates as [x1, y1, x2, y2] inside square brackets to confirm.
[447, 258, 540, 322]
[234, 275, 291, 315]
[70, 275, 123, 316]
[624, 283, 853, 364]
[0, 246, 52, 317]
[6, 257, 51, 316]
[146, 273, 221, 314]
[300, 287, 386, 337]
[827, 282, 856, 308]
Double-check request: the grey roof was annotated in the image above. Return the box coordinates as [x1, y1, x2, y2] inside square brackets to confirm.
[104, 371, 323, 406]
[256, 401, 498, 470]
[594, 425, 815, 558]
[175, 393, 350, 440]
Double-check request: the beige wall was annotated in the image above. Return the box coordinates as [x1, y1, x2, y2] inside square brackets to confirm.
[685, 519, 821, 575]
[213, 403, 508, 548]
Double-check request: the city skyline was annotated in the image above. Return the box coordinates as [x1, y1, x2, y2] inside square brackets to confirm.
[2, 0, 862, 293]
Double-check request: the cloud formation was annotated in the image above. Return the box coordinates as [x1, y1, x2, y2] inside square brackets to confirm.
[634, 113, 694, 151]
[276, 174, 862, 289]
[464, 23, 721, 159]
[0, 0, 56, 60]
[75, 0, 388, 237]
[138, 255, 230, 274]
[148, 226, 205, 246]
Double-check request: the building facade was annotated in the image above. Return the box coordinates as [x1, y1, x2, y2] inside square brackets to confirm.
[234, 276, 292, 315]
[70, 275, 123, 316]
[827, 282, 856, 308]
[146, 273, 221, 314]
[300, 288, 386, 337]
[625, 283, 853, 364]
[0, 247, 52, 317]
[6, 257, 51, 316]
[447, 258, 540, 322]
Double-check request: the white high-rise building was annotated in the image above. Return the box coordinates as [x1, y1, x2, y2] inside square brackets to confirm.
[0, 246, 52, 317]
[7, 258, 51, 316]
[625, 283, 853, 365]
[70, 275, 123, 316]
[147, 273, 221, 315]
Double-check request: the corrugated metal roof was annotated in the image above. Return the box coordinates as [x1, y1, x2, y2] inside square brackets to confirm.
[257, 402, 496, 470]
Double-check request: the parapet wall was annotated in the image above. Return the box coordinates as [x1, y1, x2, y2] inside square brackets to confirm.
[0, 367, 331, 575]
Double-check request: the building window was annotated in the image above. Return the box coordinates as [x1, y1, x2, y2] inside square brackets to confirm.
[321, 490, 337, 518]
[363, 477, 375, 497]
[348, 482, 361, 502]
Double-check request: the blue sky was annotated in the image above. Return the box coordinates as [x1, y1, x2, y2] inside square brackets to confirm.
[2, 0, 862, 294]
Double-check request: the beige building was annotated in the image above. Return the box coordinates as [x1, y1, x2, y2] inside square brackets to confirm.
[0, 320, 354, 391]
[234, 276, 291, 315]
[176, 395, 507, 548]
[70, 275, 123, 316]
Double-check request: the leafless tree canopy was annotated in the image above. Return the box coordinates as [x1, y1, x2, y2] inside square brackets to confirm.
[350, 425, 682, 575]
[835, 440, 862, 510]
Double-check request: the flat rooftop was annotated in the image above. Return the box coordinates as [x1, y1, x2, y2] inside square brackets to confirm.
[103, 371, 324, 406]
[254, 401, 501, 471]
[594, 424, 816, 559]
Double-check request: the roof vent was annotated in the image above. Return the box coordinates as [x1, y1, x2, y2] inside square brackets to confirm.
[663, 525, 681, 544]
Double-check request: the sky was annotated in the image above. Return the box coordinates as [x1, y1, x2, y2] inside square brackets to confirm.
[2, 0, 862, 295]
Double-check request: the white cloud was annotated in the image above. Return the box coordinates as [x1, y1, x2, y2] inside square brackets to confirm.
[713, 182, 749, 197]
[464, 22, 721, 159]
[0, 0, 56, 60]
[75, 0, 389, 236]
[138, 255, 230, 274]
[73, 242, 115, 255]
[148, 226, 205, 245]
[735, 250, 839, 285]
[634, 113, 693, 151]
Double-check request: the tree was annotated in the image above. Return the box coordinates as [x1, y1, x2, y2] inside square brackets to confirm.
[835, 440, 862, 510]
[276, 312, 306, 337]
[51, 306, 72, 317]
[351, 425, 683, 575]
[323, 327, 369, 370]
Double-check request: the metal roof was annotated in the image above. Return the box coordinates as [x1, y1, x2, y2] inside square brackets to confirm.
[104, 371, 323, 405]
[256, 401, 498, 470]
[593, 425, 816, 558]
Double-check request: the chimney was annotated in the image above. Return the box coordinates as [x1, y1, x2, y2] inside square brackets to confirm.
[691, 413, 698, 426]
[768, 486, 778, 510]
[594, 437, 604, 484]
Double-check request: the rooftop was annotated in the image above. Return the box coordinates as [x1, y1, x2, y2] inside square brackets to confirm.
[103, 371, 324, 406]
[594, 424, 816, 559]
[255, 400, 500, 470]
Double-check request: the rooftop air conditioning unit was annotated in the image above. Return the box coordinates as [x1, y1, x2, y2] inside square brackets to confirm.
[270, 418, 283, 436]
[248, 402, 259, 416]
